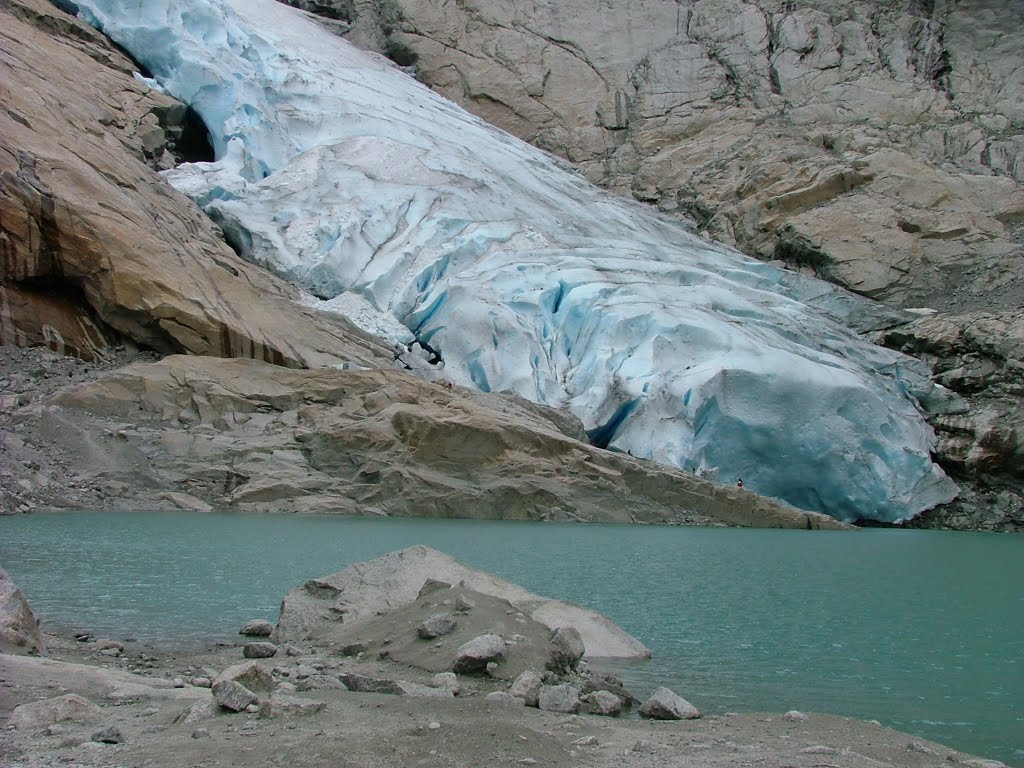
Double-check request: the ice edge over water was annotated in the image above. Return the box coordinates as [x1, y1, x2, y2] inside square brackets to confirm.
[74, 0, 957, 522]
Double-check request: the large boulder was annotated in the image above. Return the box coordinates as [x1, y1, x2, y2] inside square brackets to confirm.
[0, 567, 45, 655]
[639, 687, 701, 720]
[546, 626, 585, 673]
[9, 694, 104, 731]
[272, 546, 655, 659]
[452, 634, 506, 674]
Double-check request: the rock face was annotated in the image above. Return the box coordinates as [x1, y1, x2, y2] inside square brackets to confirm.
[43, 354, 841, 530]
[0, 0, 394, 368]
[272, 546, 653, 658]
[339, 0, 1024, 313]
[0, 567, 44, 655]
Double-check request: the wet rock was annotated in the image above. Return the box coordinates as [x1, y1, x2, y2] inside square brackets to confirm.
[639, 687, 700, 720]
[212, 679, 258, 712]
[243, 642, 279, 659]
[417, 612, 457, 639]
[509, 670, 543, 707]
[240, 619, 274, 637]
[538, 683, 581, 713]
[453, 633, 506, 674]
[546, 626, 585, 673]
[581, 690, 623, 716]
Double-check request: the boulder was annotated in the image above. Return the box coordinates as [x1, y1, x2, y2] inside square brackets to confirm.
[212, 679, 258, 712]
[537, 683, 582, 714]
[239, 619, 274, 637]
[337, 673, 405, 695]
[0, 567, 44, 655]
[296, 675, 347, 692]
[508, 670, 543, 708]
[91, 725, 126, 744]
[546, 626, 585, 673]
[274, 546, 662, 657]
[213, 661, 275, 693]
[243, 642, 279, 659]
[417, 612, 457, 639]
[580, 690, 623, 716]
[452, 634, 505, 674]
[9, 694, 104, 731]
[639, 687, 701, 720]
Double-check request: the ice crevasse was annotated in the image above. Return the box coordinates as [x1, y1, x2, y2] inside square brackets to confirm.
[74, 0, 958, 522]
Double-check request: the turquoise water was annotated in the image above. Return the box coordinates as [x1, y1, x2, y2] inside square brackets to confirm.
[1, 512, 1021, 766]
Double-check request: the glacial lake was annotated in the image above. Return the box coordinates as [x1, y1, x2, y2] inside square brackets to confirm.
[1, 512, 1021, 766]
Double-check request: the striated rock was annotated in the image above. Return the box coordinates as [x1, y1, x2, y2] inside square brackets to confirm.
[339, 0, 1024, 314]
[0, 566, 45, 655]
[49, 355, 840, 530]
[639, 687, 701, 720]
[453, 634, 505, 674]
[0, 0, 394, 367]
[546, 626, 585, 674]
[9, 694, 105, 731]
[538, 683, 582, 714]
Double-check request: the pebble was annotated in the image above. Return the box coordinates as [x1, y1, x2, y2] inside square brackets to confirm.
[428, 722, 441, 730]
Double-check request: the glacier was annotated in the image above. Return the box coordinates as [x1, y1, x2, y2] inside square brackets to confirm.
[73, 0, 957, 522]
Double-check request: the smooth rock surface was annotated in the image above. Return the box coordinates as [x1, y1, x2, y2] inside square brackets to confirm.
[243, 642, 279, 659]
[240, 620, 274, 637]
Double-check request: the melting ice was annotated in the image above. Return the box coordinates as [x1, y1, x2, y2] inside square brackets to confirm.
[74, 0, 957, 522]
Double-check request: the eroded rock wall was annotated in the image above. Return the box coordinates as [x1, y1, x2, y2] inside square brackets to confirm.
[329, 0, 1024, 313]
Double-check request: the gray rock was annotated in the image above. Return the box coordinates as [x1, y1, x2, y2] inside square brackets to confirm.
[431, 672, 460, 695]
[258, 694, 325, 718]
[784, 710, 808, 722]
[212, 679, 258, 712]
[243, 642, 279, 659]
[485, 691, 525, 706]
[191, 676, 212, 688]
[192, 728, 211, 739]
[509, 670, 543, 707]
[338, 642, 367, 656]
[638, 687, 700, 720]
[547, 626, 585, 673]
[580, 690, 623, 716]
[239, 619, 274, 637]
[417, 612, 457, 639]
[174, 699, 218, 725]
[296, 674, 347, 692]
[10, 694, 104, 731]
[91, 725, 125, 744]
[537, 683, 581, 713]
[454, 594, 475, 612]
[214, 661, 274, 693]
[453, 633, 505, 673]
[338, 673, 404, 695]
[397, 681, 455, 698]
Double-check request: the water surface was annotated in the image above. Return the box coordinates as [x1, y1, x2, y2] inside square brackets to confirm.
[1, 512, 1021, 766]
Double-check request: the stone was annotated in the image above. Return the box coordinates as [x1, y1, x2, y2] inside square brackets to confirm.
[213, 661, 275, 693]
[175, 699, 218, 725]
[172, 677, 186, 688]
[191, 677, 212, 688]
[431, 672, 460, 695]
[537, 683, 582, 714]
[509, 670, 543, 708]
[546, 626, 585, 673]
[453, 634, 505, 674]
[417, 612, 457, 639]
[239, 619, 274, 637]
[338, 673, 405, 695]
[91, 725, 125, 744]
[258, 694, 325, 718]
[0, 567, 44, 655]
[580, 690, 623, 716]
[338, 642, 367, 656]
[454, 594, 476, 612]
[296, 675, 347, 692]
[397, 681, 455, 698]
[243, 642, 279, 659]
[485, 691, 525, 706]
[192, 728, 211, 739]
[9, 694, 105, 731]
[784, 710, 808, 722]
[638, 687, 701, 720]
[212, 679, 258, 712]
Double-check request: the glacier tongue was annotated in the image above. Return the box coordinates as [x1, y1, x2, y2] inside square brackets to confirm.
[74, 0, 957, 522]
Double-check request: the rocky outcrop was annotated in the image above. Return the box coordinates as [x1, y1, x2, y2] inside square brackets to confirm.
[882, 310, 1023, 530]
[38, 354, 844, 529]
[0, 566, 44, 655]
[273, 546, 653, 659]
[332, 0, 1024, 314]
[1, 0, 394, 368]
